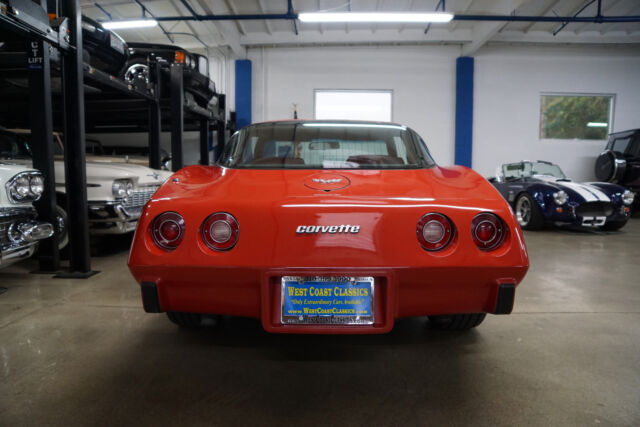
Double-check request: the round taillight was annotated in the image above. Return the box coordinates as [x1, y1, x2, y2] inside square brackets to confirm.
[202, 212, 239, 251]
[471, 213, 506, 250]
[151, 212, 185, 250]
[417, 213, 454, 251]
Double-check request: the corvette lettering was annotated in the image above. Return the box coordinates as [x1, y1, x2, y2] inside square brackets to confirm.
[296, 225, 360, 234]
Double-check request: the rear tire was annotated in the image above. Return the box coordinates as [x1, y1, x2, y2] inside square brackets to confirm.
[166, 312, 219, 328]
[515, 193, 545, 230]
[601, 220, 628, 231]
[428, 313, 487, 331]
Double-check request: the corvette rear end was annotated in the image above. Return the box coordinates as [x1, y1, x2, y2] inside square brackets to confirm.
[128, 121, 529, 334]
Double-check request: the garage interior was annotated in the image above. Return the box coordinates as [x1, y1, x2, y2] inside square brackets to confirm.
[1, 0, 639, 425]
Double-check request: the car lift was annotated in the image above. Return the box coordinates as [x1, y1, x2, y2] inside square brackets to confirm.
[0, 0, 225, 277]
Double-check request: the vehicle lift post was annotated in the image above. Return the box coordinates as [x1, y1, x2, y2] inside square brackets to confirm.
[199, 119, 209, 165]
[148, 58, 162, 170]
[170, 63, 184, 172]
[57, 0, 96, 278]
[26, 24, 59, 273]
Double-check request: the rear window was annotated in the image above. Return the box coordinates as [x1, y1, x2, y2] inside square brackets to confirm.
[219, 122, 435, 170]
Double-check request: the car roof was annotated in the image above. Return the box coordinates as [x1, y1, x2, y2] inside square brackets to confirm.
[248, 119, 407, 127]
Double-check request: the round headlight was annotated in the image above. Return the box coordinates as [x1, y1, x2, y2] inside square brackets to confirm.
[622, 190, 635, 206]
[29, 175, 44, 198]
[14, 176, 31, 199]
[553, 190, 568, 205]
[112, 180, 133, 198]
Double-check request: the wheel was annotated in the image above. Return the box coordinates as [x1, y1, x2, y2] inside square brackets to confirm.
[601, 220, 628, 231]
[55, 205, 69, 250]
[515, 193, 544, 230]
[428, 313, 487, 331]
[166, 311, 216, 328]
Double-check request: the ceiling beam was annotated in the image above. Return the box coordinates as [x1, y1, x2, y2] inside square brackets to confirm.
[461, 0, 529, 56]
[450, 0, 476, 31]
[522, 0, 557, 33]
[256, 0, 273, 35]
[224, 0, 247, 35]
[397, 0, 416, 34]
[193, 0, 247, 58]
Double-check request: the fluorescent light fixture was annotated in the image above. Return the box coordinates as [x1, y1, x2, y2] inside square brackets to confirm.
[587, 122, 608, 127]
[303, 123, 406, 130]
[298, 12, 454, 23]
[102, 19, 158, 30]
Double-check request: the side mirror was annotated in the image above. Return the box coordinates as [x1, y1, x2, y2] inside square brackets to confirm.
[161, 155, 172, 171]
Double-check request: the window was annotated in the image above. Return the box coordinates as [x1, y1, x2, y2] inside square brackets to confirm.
[314, 90, 392, 122]
[218, 121, 436, 170]
[539, 94, 614, 140]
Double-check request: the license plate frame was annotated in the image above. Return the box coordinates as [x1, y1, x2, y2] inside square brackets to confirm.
[281, 276, 374, 325]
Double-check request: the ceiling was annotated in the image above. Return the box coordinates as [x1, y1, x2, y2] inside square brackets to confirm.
[80, 0, 640, 56]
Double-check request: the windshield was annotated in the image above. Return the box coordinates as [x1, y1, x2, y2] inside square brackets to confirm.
[503, 161, 566, 180]
[218, 122, 435, 170]
[0, 132, 32, 159]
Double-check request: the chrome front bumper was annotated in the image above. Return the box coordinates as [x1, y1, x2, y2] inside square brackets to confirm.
[87, 186, 158, 234]
[88, 202, 141, 234]
[1, 214, 55, 268]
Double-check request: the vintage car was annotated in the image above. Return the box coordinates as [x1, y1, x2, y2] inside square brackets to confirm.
[0, 162, 54, 268]
[595, 128, 640, 212]
[490, 161, 634, 231]
[128, 120, 529, 334]
[124, 42, 216, 108]
[0, 128, 172, 236]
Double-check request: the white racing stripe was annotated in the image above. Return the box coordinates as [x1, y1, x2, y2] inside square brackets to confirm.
[534, 175, 611, 202]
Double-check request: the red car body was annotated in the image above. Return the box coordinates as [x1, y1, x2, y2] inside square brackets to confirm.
[128, 121, 529, 334]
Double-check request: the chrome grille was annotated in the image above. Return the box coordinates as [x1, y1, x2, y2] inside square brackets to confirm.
[575, 202, 614, 218]
[121, 185, 159, 216]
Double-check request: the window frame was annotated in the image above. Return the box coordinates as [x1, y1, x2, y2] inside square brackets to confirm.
[313, 89, 394, 122]
[538, 92, 616, 141]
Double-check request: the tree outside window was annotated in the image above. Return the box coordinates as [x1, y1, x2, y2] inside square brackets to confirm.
[540, 94, 614, 140]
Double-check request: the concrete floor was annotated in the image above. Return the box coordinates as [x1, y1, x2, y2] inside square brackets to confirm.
[1, 221, 639, 427]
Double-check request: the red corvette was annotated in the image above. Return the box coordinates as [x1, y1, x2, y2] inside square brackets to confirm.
[128, 120, 529, 334]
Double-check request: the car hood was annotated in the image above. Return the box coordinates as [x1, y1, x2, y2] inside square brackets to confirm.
[1, 158, 172, 186]
[533, 175, 613, 202]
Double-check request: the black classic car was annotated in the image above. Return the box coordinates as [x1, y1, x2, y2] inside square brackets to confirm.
[490, 161, 634, 231]
[124, 42, 216, 108]
[595, 129, 640, 211]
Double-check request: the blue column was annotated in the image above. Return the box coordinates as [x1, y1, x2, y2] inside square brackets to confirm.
[235, 59, 252, 129]
[455, 56, 474, 167]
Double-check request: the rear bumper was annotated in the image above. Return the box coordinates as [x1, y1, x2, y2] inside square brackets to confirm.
[132, 265, 526, 334]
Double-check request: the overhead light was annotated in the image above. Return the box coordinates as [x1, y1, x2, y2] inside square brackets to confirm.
[587, 122, 608, 127]
[102, 19, 158, 30]
[298, 12, 454, 23]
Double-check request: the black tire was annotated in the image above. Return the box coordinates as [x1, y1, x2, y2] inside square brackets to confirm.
[428, 313, 487, 331]
[514, 193, 545, 230]
[601, 220, 628, 231]
[166, 311, 205, 328]
[55, 205, 69, 250]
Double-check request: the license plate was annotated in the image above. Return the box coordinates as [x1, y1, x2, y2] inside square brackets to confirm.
[281, 276, 374, 325]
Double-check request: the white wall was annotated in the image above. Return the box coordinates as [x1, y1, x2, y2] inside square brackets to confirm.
[246, 44, 640, 182]
[474, 45, 640, 181]
[247, 45, 459, 166]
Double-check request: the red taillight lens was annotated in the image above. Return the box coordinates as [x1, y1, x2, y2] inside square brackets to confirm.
[202, 212, 239, 251]
[417, 213, 454, 251]
[151, 212, 185, 250]
[471, 213, 506, 250]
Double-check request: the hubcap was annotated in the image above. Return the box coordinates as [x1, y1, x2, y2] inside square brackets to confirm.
[516, 196, 531, 226]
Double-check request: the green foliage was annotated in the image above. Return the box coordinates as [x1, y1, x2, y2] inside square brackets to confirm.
[540, 95, 611, 140]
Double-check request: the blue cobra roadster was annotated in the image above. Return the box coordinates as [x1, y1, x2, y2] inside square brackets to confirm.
[489, 161, 634, 231]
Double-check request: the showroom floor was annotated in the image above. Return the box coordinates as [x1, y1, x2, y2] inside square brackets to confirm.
[1, 221, 639, 426]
